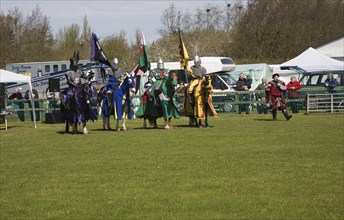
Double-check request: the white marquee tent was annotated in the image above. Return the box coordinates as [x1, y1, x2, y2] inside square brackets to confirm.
[280, 47, 344, 72]
[0, 69, 37, 128]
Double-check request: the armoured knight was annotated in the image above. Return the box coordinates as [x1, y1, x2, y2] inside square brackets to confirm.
[64, 51, 90, 108]
[107, 58, 126, 81]
[190, 55, 207, 79]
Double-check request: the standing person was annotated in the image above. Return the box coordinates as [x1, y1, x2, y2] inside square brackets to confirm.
[236, 72, 250, 114]
[8, 88, 25, 121]
[255, 77, 269, 114]
[25, 89, 40, 121]
[267, 73, 292, 120]
[287, 76, 302, 113]
[324, 72, 338, 93]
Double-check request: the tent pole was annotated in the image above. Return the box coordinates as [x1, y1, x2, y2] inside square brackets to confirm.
[29, 83, 37, 128]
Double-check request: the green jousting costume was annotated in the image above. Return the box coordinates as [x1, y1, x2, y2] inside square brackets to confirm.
[135, 68, 181, 120]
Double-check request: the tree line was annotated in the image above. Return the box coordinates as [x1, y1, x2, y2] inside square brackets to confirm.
[0, 1, 343, 71]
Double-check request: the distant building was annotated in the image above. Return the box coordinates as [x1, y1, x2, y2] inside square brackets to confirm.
[315, 36, 344, 61]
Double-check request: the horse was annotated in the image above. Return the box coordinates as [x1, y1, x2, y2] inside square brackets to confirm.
[113, 73, 135, 131]
[183, 75, 218, 127]
[136, 86, 158, 129]
[62, 81, 97, 134]
[98, 73, 135, 131]
[136, 71, 180, 129]
[97, 77, 116, 130]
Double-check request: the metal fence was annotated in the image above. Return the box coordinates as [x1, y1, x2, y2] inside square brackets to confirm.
[306, 93, 344, 114]
[2, 87, 344, 123]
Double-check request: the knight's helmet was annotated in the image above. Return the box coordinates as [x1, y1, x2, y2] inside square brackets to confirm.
[194, 55, 201, 67]
[112, 58, 119, 70]
[69, 51, 80, 71]
[157, 58, 164, 70]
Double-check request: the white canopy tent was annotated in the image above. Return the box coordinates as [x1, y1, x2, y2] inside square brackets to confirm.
[281, 47, 344, 72]
[0, 69, 37, 128]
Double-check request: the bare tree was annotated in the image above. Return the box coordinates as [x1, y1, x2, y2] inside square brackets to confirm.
[158, 3, 192, 35]
[79, 15, 92, 60]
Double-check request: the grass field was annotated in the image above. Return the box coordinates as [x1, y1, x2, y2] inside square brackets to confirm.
[1, 113, 343, 219]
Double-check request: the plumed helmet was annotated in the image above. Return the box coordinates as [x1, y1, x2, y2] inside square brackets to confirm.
[112, 58, 119, 70]
[69, 51, 80, 71]
[157, 58, 164, 70]
[194, 55, 201, 67]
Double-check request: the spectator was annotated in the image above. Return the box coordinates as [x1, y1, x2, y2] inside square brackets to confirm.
[47, 89, 60, 111]
[287, 76, 302, 113]
[324, 72, 338, 93]
[175, 81, 185, 93]
[25, 89, 40, 121]
[8, 88, 25, 121]
[236, 72, 250, 114]
[255, 77, 269, 114]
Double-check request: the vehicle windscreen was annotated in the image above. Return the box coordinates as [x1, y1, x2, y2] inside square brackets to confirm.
[220, 74, 236, 85]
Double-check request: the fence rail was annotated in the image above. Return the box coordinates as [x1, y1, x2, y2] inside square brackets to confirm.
[2, 88, 344, 123]
[306, 93, 344, 114]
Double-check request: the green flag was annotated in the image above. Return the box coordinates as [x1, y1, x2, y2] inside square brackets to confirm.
[138, 32, 151, 72]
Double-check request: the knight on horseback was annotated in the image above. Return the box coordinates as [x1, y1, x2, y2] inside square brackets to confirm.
[98, 58, 135, 131]
[99, 58, 125, 130]
[136, 58, 181, 129]
[186, 55, 206, 126]
[107, 58, 126, 80]
[183, 55, 217, 127]
[64, 51, 90, 110]
[62, 51, 96, 134]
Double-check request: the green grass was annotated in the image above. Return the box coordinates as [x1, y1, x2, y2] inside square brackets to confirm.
[1, 114, 343, 219]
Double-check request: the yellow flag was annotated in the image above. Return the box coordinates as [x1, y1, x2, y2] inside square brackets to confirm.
[178, 33, 194, 76]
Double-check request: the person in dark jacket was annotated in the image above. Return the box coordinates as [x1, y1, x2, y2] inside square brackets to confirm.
[236, 73, 251, 114]
[324, 72, 338, 93]
[25, 89, 40, 121]
[8, 88, 25, 121]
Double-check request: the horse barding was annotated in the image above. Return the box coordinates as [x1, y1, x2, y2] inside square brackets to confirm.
[135, 70, 181, 129]
[61, 71, 98, 135]
[97, 73, 136, 131]
[183, 75, 218, 127]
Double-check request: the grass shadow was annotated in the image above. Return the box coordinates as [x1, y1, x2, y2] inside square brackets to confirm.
[175, 124, 214, 128]
[56, 130, 85, 135]
[254, 118, 278, 121]
[133, 127, 164, 130]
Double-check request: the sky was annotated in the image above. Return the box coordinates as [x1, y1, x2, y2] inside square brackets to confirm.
[0, 0, 240, 44]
